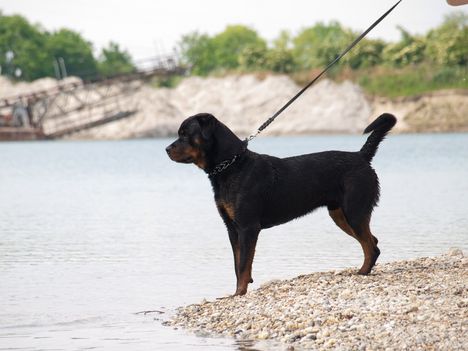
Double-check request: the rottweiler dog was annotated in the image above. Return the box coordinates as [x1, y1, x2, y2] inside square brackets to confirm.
[166, 113, 396, 296]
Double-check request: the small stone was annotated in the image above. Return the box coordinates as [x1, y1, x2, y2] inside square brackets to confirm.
[447, 247, 464, 257]
[257, 331, 269, 339]
[303, 333, 317, 341]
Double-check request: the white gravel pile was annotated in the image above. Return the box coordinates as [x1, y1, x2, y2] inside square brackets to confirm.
[72, 74, 372, 139]
[0, 76, 81, 98]
[2, 74, 466, 138]
[168, 249, 467, 350]
[0, 74, 371, 138]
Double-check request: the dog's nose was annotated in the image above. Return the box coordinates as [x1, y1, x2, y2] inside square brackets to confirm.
[165, 145, 173, 155]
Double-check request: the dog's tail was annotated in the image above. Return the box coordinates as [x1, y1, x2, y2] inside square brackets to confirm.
[360, 113, 397, 163]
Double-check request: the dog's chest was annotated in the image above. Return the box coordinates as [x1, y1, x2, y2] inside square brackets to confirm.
[212, 180, 242, 222]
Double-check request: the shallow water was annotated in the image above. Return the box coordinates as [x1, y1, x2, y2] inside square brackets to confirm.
[1, 134, 467, 350]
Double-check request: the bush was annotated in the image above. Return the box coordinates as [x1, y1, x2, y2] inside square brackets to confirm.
[0, 14, 51, 80]
[382, 27, 426, 67]
[46, 29, 98, 78]
[424, 12, 468, 66]
[179, 32, 216, 76]
[98, 42, 135, 77]
[292, 21, 354, 69]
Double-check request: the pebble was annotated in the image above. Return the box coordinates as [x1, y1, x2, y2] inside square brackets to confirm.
[167, 249, 467, 350]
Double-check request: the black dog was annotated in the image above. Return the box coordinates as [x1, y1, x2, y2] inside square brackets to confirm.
[166, 113, 396, 296]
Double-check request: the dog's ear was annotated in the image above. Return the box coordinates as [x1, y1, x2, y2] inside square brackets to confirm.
[197, 113, 216, 140]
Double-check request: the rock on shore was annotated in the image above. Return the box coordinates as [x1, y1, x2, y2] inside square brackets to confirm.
[168, 249, 467, 350]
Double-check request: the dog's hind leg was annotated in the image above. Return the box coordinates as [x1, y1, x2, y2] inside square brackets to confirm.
[338, 176, 381, 275]
[329, 207, 379, 273]
[329, 208, 379, 247]
[331, 209, 379, 275]
[351, 220, 380, 275]
[329, 207, 357, 239]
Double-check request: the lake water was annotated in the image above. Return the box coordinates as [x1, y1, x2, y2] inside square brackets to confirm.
[1, 134, 467, 350]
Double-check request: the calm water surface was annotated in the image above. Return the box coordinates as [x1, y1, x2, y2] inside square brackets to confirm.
[0, 134, 467, 350]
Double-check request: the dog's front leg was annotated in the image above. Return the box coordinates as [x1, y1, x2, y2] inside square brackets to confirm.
[234, 225, 260, 296]
[226, 224, 240, 285]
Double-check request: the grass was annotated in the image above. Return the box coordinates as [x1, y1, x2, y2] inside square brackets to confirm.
[292, 64, 468, 98]
[150, 74, 185, 88]
[354, 65, 468, 98]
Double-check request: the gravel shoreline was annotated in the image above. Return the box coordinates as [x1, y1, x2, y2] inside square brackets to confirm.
[168, 249, 467, 350]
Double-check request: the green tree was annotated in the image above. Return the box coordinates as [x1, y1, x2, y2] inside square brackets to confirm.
[98, 42, 135, 76]
[179, 32, 216, 75]
[425, 12, 467, 66]
[293, 21, 354, 69]
[345, 38, 386, 69]
[0, 14, 51, 80]
[238, 44, 268, 70]
[47, 29, 98, 79]
[382, 26, 426, 67]
[212, 25, 267, 70]
[265, 30, 297, 73]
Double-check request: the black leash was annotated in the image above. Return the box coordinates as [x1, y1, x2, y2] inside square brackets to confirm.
[245, 0, 403, 143]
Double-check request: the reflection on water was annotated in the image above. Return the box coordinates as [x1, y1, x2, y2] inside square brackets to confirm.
[0, 134, 467, 350]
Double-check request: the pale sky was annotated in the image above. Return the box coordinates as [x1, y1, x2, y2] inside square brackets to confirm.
[0, 0, 466, 61]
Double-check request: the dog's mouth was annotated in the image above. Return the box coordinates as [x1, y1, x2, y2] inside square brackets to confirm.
[168, 152, 193, 164]
[177, 156, 193, 163]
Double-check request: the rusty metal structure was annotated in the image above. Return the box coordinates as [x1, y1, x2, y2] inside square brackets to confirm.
[0, 55, 183, 141]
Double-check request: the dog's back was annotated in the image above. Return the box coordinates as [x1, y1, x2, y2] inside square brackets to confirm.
[250, 114, 397, 229]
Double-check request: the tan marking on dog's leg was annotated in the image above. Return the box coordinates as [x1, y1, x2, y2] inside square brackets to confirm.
[356, 222, 380, 275]
[329, 208, 356, 238]
[235, 233, 258, 296]
[329, 208, 380, 275]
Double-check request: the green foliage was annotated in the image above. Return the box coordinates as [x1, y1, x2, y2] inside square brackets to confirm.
[265, 49, 296, 73]
[292, 21, 354, 69]
[212, 25, 267, 70]
[238, 44, 268, 70]
[180, 26, 267, 74]
[425, 12, 468, 66]
[47, 29, 97, 78]
[382, 26, 426, 66]
[345, 38, 385, 69]
[2, 9, 467, 99]
[0, 14, 134, 81]
[357, 65, 468, 97]
[150, 74, 184, 88]
[179, 32, 216, 75]
[0, 14, 51, 80]
[98, 42, 135, 77]
[266, 31, 297, 73]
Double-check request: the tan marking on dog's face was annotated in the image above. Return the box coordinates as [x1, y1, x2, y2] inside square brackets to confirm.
[166, 139, 207, 170]
[185, 145, 207, 169]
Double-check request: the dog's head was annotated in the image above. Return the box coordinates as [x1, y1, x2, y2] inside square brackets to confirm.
[166, 113, 246, 173]
[166, 113, 217, 170]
